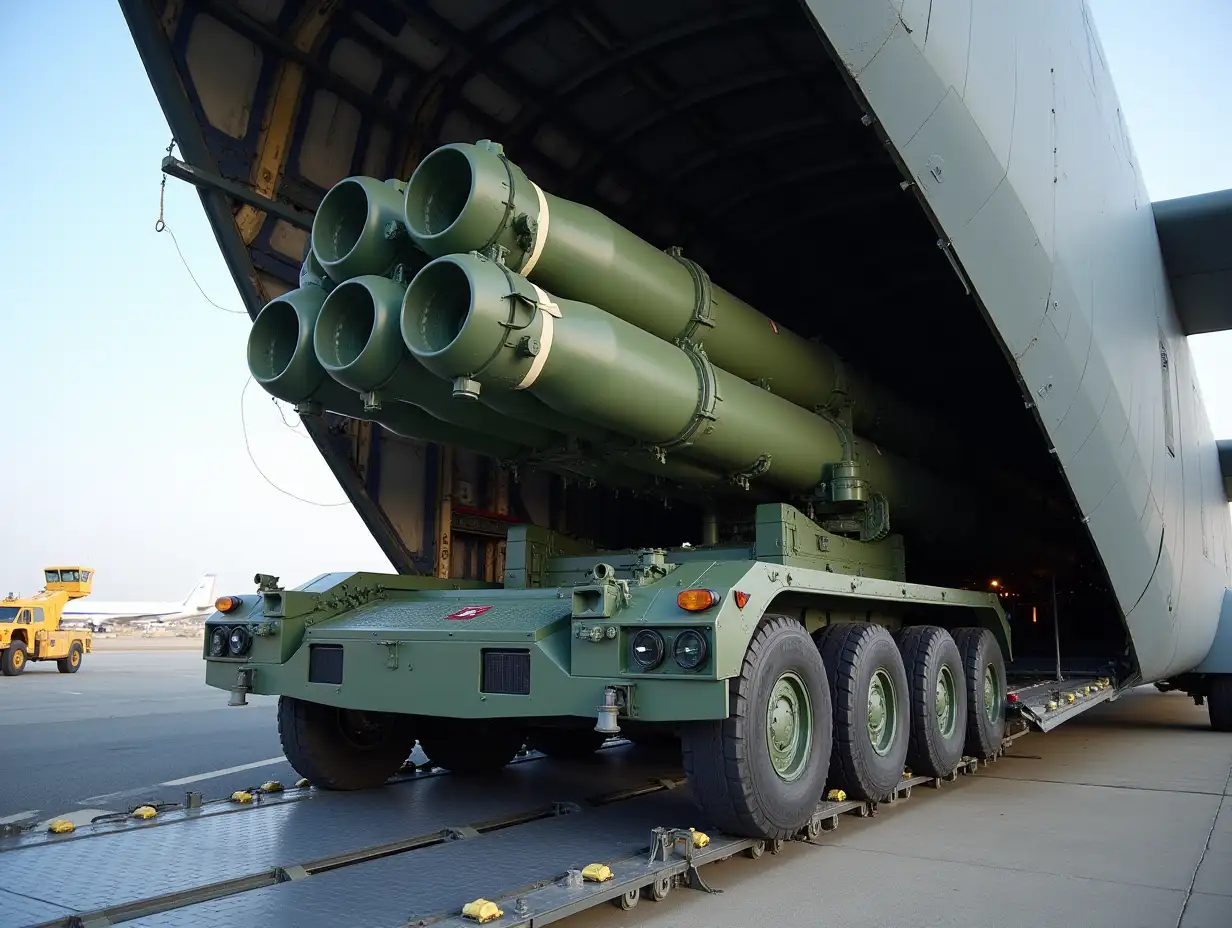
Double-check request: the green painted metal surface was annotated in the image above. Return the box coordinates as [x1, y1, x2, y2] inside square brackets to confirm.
[312, 175, 428, 283]
[246, 279, 524, 459]
[204, 505, 1012, 723]
[400, 140, 940, 457]
[228, 139, 1022, 731]
[402, 251, 848, 492]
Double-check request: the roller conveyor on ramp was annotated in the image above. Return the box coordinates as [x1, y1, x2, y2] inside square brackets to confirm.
[0, 720, 1036, 928]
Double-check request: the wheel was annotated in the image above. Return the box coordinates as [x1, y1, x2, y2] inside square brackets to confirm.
[2, 642, 27, 676]
[951, 627, 1007, 758]
[1209, 675, 1232, 732]
[277, 696, 417, 790]
[57, 642, 84, 674]
[612, 888, 639, 910]
[895, 626, 967, 778]
[681, 615, 833, 841]
[418, 719, 526, 774]
[814, 622, 911, 802]
[527, 727, 609, 759]
[648, 875, 672, 902]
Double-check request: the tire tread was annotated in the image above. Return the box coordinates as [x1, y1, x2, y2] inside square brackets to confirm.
[814, 622, 910, 801]
[683, 615, 830, 839]
[895, 626, 965, 778]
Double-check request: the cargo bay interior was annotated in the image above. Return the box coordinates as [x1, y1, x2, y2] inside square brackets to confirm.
[141, 0, 1131, 676]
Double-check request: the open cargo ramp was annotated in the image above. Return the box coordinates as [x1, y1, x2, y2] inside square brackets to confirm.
[0, 732, 1031, 927]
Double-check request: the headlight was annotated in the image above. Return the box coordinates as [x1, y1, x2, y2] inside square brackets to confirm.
[673, 629, 708, 670]
[630, 629, 664, 670]
[228, 625, 252, 656]
[209, 625, 229, 657]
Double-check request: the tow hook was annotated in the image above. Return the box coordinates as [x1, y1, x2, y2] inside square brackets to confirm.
[595, 685, 627, 734]
[228, 668, 254, 707]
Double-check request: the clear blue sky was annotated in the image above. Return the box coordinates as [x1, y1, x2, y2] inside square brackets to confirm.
[0, 0, 1228, 601]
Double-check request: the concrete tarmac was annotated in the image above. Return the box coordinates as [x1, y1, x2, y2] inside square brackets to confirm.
[0, 650, 297, 826]
[573, 686, 1232, 928]
[1, 651, 1229, 926]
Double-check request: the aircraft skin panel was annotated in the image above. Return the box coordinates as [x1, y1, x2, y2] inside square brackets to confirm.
[801, 0, 1231, 681]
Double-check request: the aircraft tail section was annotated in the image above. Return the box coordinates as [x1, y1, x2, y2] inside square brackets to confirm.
[184, 574, 218, 611]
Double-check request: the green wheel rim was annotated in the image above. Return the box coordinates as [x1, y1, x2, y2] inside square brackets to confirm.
[868, 668, 898, 756]
[936, 665, 957, 739]
[766, 671, 812, 781]
[983, 663, 1002, 723]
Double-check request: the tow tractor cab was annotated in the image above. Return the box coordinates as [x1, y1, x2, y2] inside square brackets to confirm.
[44, 566, 95, 599]
[0, 566, 93, 676]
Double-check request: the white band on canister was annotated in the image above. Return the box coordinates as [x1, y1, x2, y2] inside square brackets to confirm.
[515, 283, 561, 390]
[519, 181, 550, 277]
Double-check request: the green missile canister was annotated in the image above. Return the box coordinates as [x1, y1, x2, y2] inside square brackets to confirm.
[313, 275, 567, 450]
[246, 285, 522, 459]
[401, 251, 850, 494]
[315, 275, 749, 492]
[312, 176, 428, 283]
[400, 141, 913, 444]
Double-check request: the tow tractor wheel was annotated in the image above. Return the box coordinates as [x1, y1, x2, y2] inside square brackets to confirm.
[2, 642, 27, 676]
[1208, 676, 1232, 732]
[682, 614, 833, 841]
[278, 696, 417, 790]
[527, 726, 610, 760]
[58, 642, 84, 674]
[418, 718, 527, 775]
[895, 626, 967, 779]
[951, 627, 1007, 758]
[814, 622, 911, 802]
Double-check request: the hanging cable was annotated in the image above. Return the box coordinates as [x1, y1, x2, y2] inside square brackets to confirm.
[272, 395, 310, 436]
[154, 138, 246, 316]
[241, 376, 350, 508]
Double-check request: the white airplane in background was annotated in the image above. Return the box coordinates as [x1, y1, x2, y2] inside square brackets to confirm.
[60, 574, 218, 630]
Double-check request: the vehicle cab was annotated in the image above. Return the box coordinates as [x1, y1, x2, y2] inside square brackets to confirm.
[43, 566, 95, 599]
[1, 568, 94, 676]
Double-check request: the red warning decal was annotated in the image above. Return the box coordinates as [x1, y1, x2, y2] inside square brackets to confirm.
[445, 605, 493, 621]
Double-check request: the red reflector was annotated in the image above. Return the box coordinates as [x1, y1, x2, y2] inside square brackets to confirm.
[734, 591, 750, 609]
[1007, 693, 1019, 703]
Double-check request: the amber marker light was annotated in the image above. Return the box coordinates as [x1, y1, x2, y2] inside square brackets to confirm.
[215, 596, 242, 613]
[734, 590, 750, 609]
[677, 589, 719, 612]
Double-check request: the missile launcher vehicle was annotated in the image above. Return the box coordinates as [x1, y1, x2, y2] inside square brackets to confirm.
[123, 0, 1232, 849]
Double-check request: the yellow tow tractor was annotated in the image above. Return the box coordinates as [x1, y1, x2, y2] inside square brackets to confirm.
[0, 567, 94, 676]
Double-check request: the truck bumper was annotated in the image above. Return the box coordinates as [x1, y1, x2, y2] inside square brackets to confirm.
[205, 628, 729, 723]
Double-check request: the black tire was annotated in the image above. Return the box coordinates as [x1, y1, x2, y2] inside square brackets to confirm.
[2, 642, 27, 676]
[527, 727, 610, 759]
[1209, 676, 1232, 732]
[57, 642, 84, 674]
[418, 719, 526, 774]
[682, 615, 833, 840]
[951, 627, 1007, 758]
[815, 622, 911, 802]
[895, 626, 967, 778]
[278, 696, 417, 790]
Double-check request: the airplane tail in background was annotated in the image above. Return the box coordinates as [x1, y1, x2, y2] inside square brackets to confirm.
[184, 574, 218, 611]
